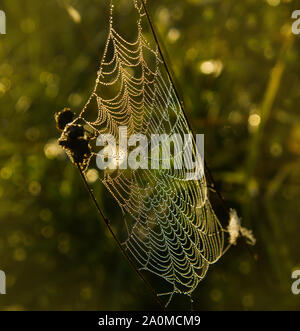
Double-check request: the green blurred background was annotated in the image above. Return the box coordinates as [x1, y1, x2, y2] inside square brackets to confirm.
[0, 0, 300, 310]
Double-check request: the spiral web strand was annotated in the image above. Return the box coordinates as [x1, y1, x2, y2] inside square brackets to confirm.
[65, 0, 232, 304]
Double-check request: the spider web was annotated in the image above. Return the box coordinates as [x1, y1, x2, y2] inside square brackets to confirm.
[65, 0, 229, 303]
